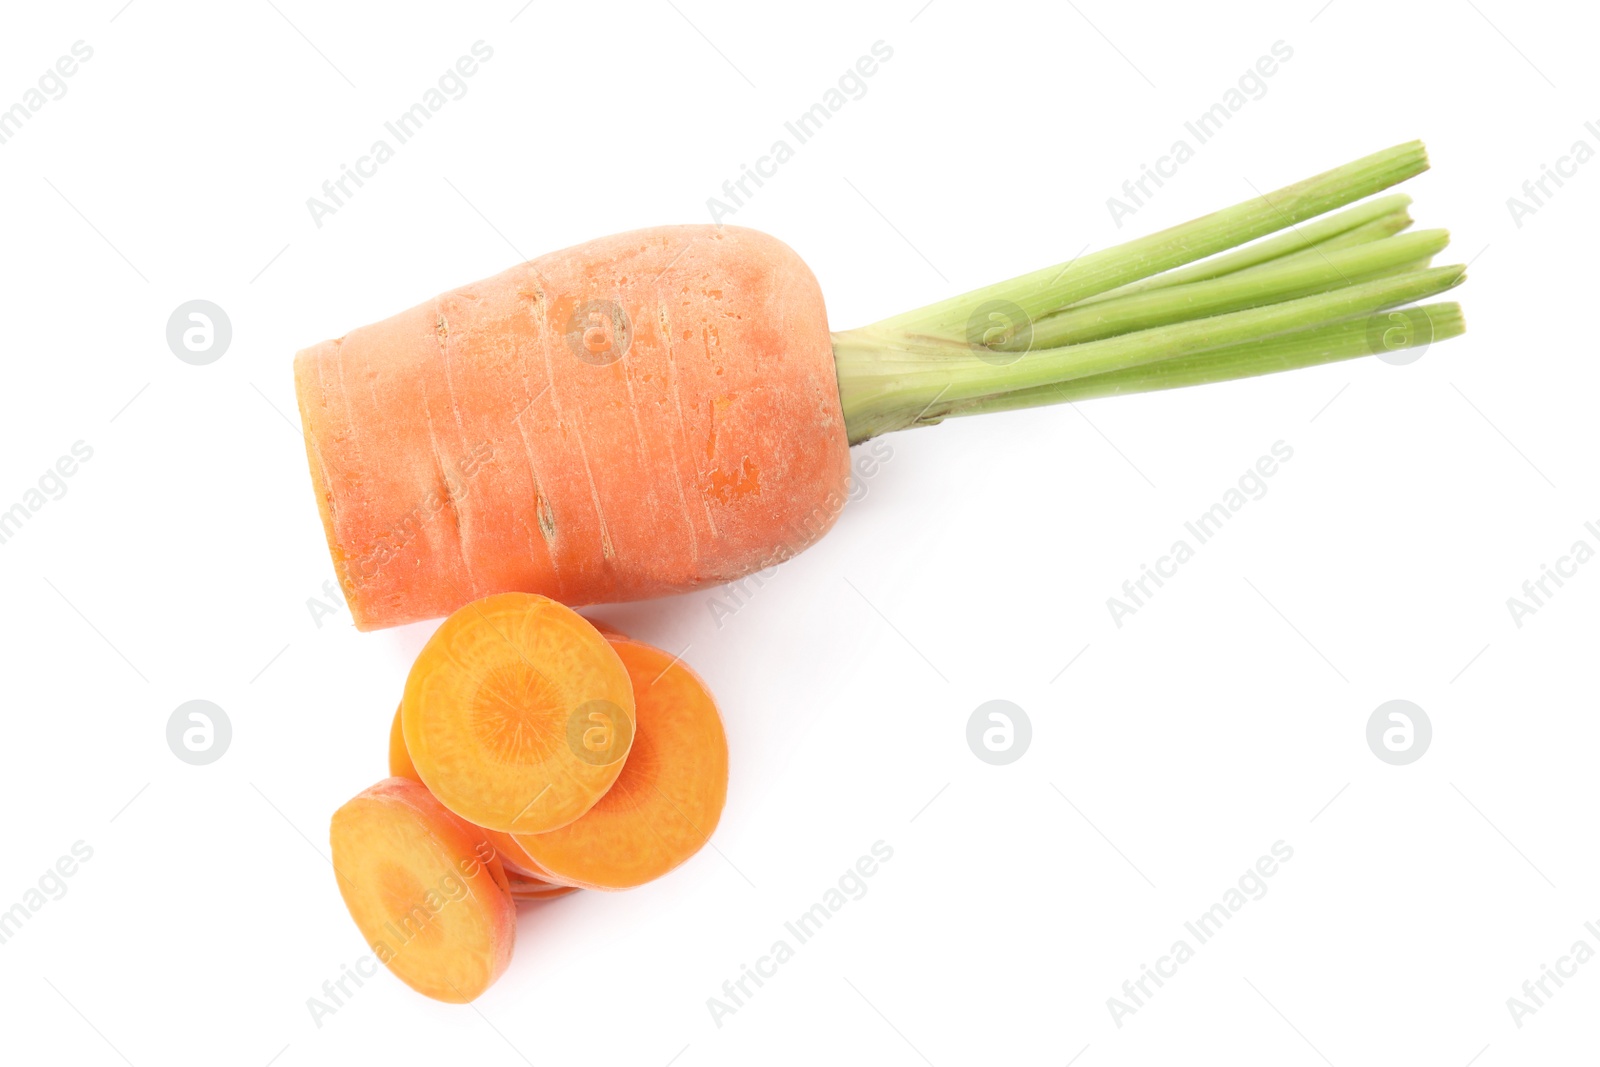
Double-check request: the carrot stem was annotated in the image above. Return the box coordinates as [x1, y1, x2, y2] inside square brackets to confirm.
[1020, 229, 1449, 350]
[934, 302, 1465, 419]
[1072, 194, 1413, 308]
[834, 264, 1464, 440]
[832, 141, 1466, 444]
[867, 141, 1429, 342]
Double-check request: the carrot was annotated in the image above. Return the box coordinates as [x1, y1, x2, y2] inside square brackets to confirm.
[296, 225, 844, 630]
[476, 825, 572, 882]
[400, 592, 635, 834]
[504, 868, 581, 902]
[510, 884, 579, 903]
[329, 777, 515, 1003]
[295, 142, 1466, 629]
[387, 696, 592, 887]
[387, 704, 419, 781]
[508, 633, 728, 891]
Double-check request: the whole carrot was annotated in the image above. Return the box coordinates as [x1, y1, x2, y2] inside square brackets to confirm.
[295, 141, 1465, 630]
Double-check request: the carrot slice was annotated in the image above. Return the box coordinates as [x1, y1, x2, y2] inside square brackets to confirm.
[388, 704, 420, 781]
[388, 706, 581, 886]
[505, 868, 580, 902]
[402, 593, 635, 834]
[511, 885, 579, 902]
[474, 826, 571, 882]
[329, 777, 515, 1003]
[511, 635, 728, 890]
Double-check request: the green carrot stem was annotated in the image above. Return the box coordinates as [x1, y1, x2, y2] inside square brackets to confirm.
[864, 141, 1429, 341]
[834, 264, 1464, 442]
[1220, 210, 1415, 283]
[1019, 229, 1449, 350]
[1072, 194, 1413, 307]
[935, 302, 1464, 418]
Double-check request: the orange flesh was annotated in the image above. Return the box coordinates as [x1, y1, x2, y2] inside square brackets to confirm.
[388, 704, 420, 781]
[477, 825, 574, 883]
[505, 868, 579, 901]
[329, 778, 515, 1003]
[512, 635, 728, 890]
[293, 225, 850, 631]
[402, 593, 635, 834]
[510, 885, 579, 902]
[388, 712, 581, 887]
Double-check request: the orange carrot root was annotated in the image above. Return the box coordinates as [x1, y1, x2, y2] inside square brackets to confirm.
[295, 225, 848, 631]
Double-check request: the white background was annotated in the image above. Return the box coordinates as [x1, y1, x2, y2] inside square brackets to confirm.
[0, 1, 1594, 1064]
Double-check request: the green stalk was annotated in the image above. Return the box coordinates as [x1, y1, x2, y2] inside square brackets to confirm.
[1021, 229, 1449, 350]
[831, 141, 1469, 444]
[935, 303, 1465, 418]
[864, 141, 1429, 341]
[1221, 210, 1415, 282]
[835, 264, 1464, 442]
[1072, 194, 1413, 307]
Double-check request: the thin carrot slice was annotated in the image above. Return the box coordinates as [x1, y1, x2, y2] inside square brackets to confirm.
[477, 826, 578, 885]
[503, 868, 558, 889]
[388, 704, 420, 781]
[403, 593, 636, 834]
[511, 635, 728, 890]
[330, 777, 515, 1003]
[511, 885, 579, 902]
[505, 868, 580, 902]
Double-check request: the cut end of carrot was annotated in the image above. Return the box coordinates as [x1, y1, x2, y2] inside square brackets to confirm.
[329, 777, 515, 1003]
[402, 593, 636, 835]
[512, 634, 729, 891]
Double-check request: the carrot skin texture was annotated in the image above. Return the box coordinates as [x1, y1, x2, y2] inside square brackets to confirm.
[295, 226, 849, 630]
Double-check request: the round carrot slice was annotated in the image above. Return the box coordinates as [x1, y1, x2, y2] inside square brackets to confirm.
[402, 593, 636, 834]
[388, 704, 420, 781]
[511, 635, 728, 890]
[330, 777, 515, 1003]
